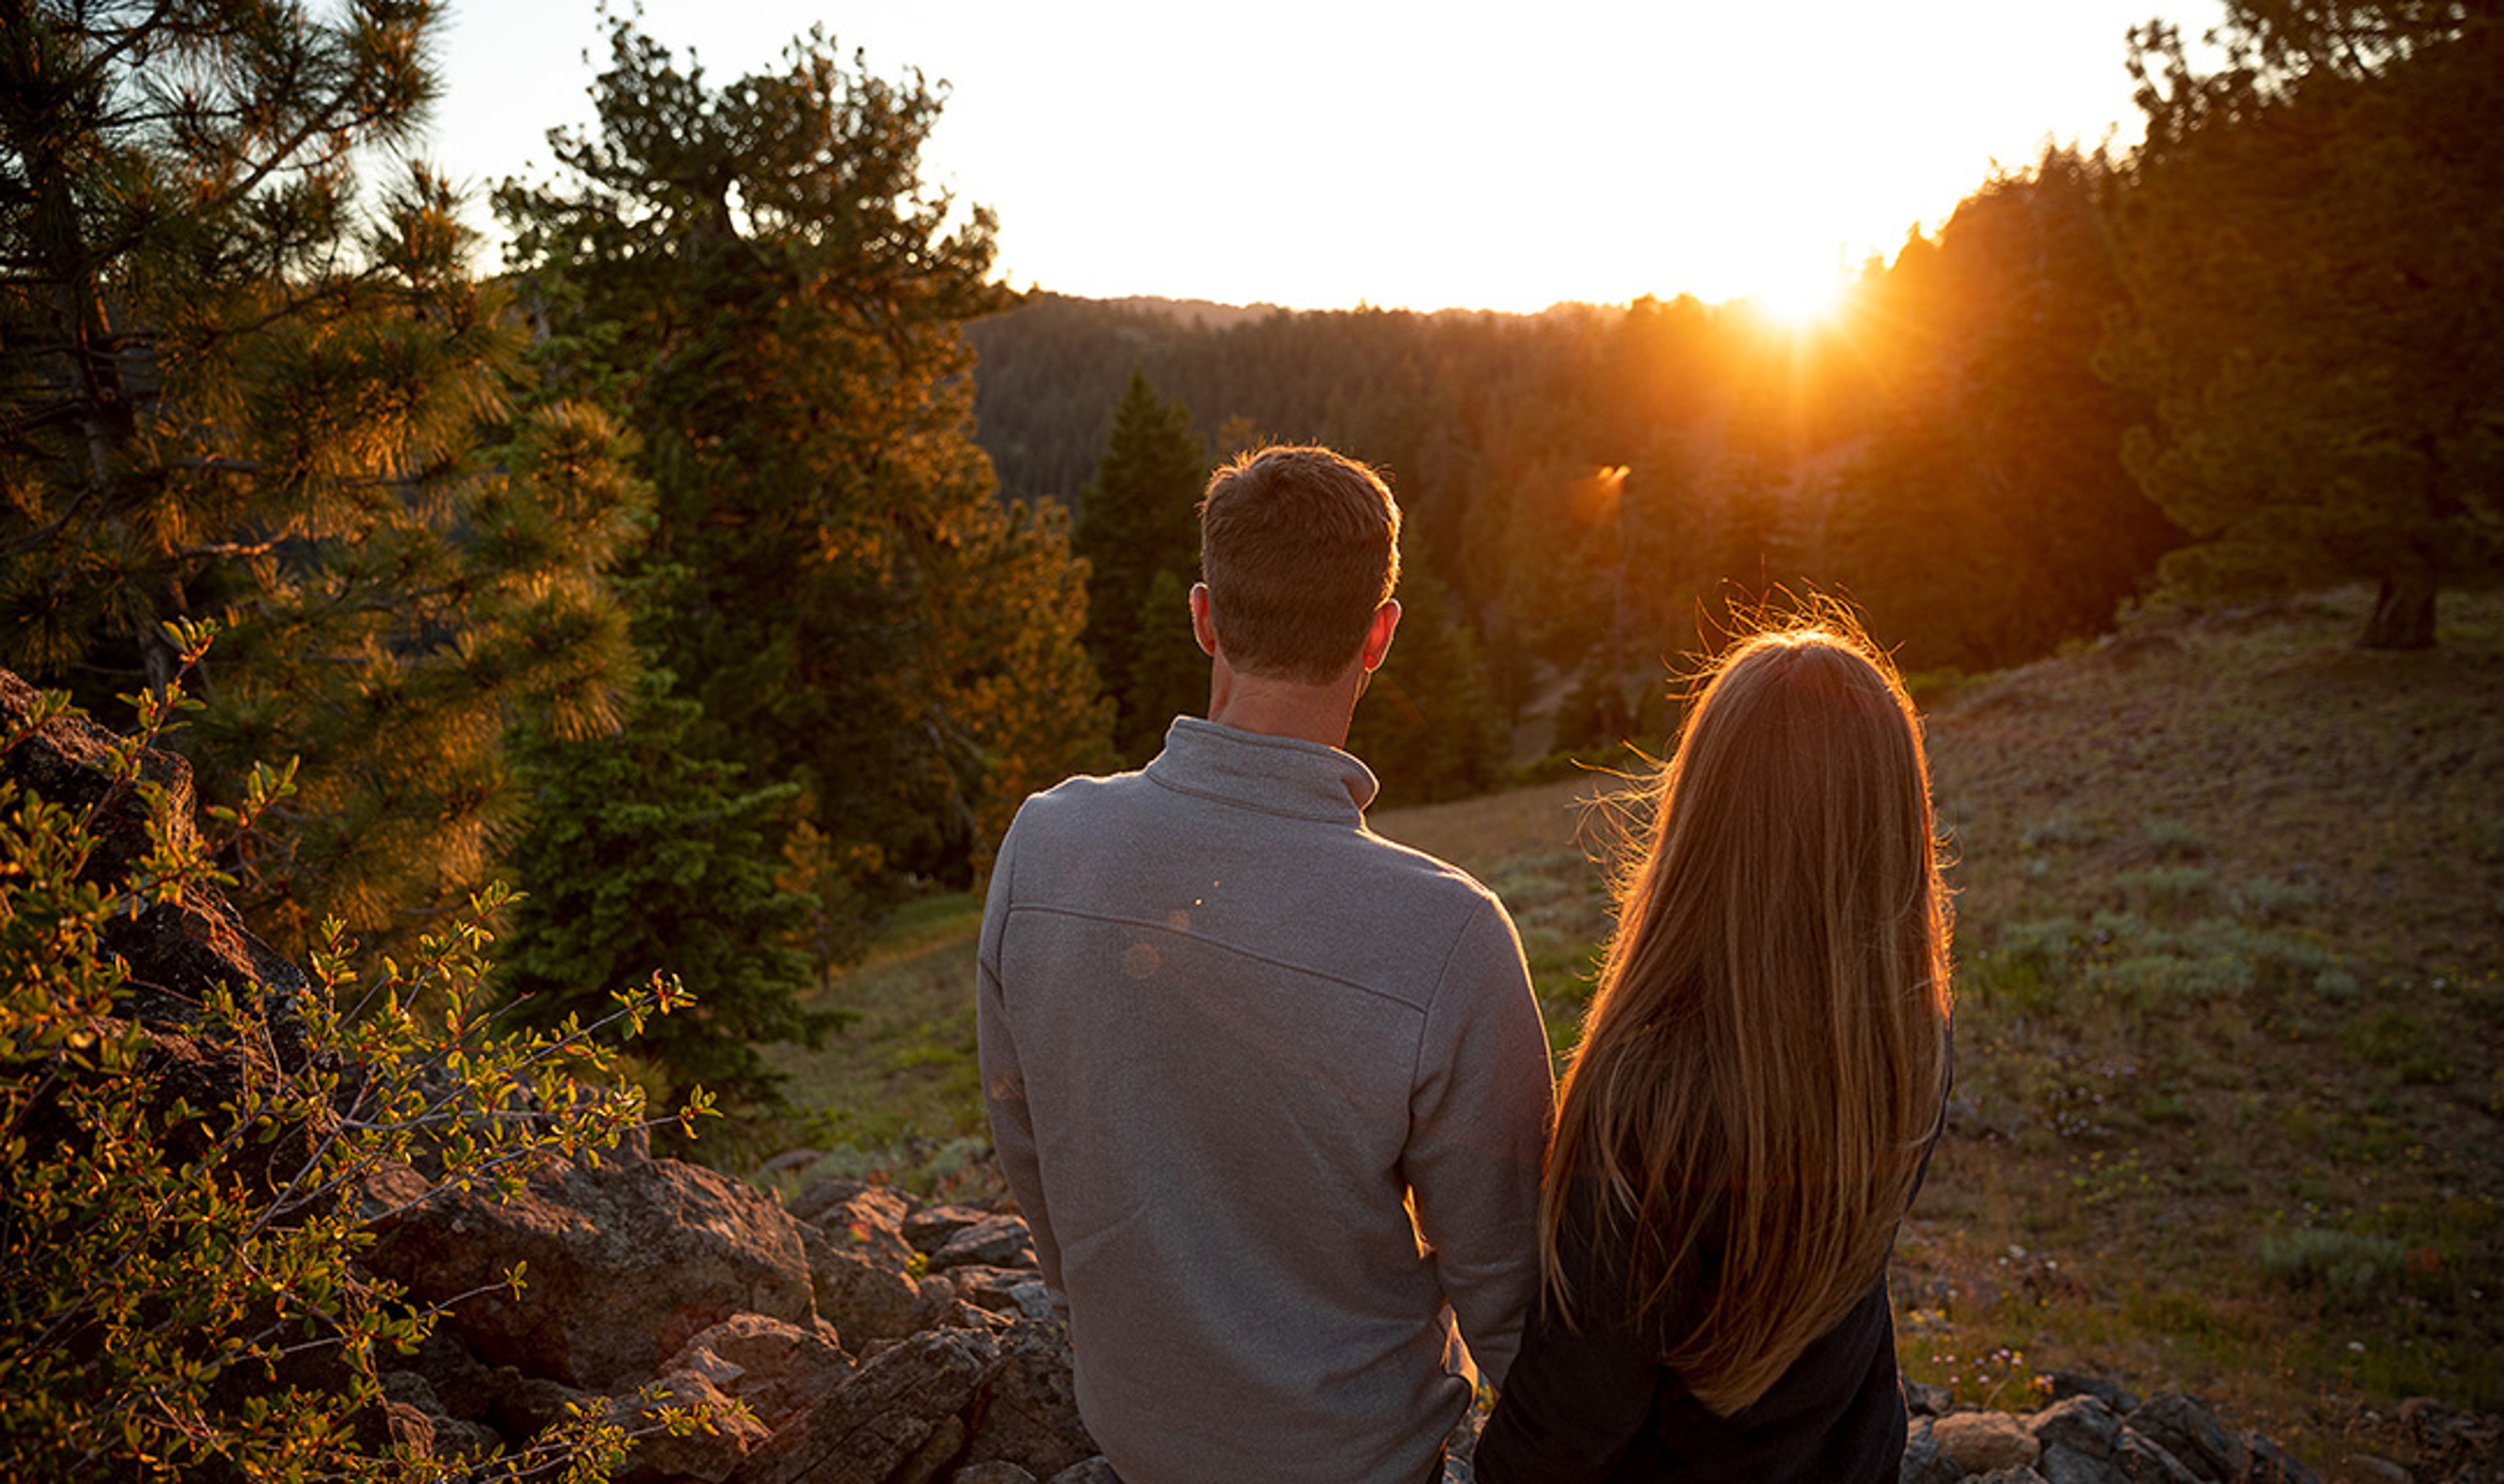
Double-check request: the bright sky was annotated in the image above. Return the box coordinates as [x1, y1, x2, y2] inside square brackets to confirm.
[426, 1, 2224, 315]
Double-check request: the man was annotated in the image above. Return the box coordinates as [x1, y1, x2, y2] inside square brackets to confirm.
[977, 445, 1555, 1483]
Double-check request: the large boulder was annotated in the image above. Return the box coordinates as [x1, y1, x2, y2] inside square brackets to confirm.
[364, 1152, 818, 1391]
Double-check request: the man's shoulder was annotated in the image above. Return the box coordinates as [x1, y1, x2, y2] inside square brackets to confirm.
[1348, 827, 1517, 929]
[1013, 767, 1144, 830]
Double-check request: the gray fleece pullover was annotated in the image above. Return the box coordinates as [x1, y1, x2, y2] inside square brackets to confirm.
[978, 719, 1555, 1484]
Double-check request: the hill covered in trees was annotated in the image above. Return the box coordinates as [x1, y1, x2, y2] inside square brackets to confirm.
[969, 3, 2499, 798]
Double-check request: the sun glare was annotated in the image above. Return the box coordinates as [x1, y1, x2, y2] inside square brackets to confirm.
[1748, 268, 1849, 327]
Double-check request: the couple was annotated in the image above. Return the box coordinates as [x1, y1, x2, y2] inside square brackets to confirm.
[976, 445, 1953, 1484]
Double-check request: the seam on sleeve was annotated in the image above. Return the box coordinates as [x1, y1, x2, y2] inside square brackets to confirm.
[1412, 892, 1496, 1091]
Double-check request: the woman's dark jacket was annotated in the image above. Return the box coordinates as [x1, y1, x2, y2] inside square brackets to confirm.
[1476, 1082, 1947, 1484]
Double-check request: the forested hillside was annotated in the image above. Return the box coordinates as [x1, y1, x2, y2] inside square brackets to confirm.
[969, 0, 2502, 780]
[961, 151, 2195, 799]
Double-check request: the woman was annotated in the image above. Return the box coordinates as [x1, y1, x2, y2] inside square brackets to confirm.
[1476, 624, 1953, 1483]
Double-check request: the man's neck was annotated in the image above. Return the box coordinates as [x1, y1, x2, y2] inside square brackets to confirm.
[1203, 657, 1363, 752]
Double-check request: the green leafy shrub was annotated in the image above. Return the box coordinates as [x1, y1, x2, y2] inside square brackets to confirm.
[0, 638, 721, 1480]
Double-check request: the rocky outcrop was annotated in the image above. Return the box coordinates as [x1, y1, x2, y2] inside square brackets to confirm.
[1901, 1386, 2318, 1484]
[357, 1151, 1101, 1482]
[363, 1153, 820, 1391]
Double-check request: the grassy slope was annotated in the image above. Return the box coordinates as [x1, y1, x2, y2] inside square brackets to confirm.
[763, 586, 2502, 1476]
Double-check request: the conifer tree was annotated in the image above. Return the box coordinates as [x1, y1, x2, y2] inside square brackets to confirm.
[498, 666, 830, 1114]
[1826, 151, 2181, 670]
[0, 0, 640, 948]
[1074, 368, 1208, 762]
[496, 21, 1106, 932]
[1125, 569, 1209, 758]
[2106, 3, 2503, 648]
[1347, 572, 1504, 802]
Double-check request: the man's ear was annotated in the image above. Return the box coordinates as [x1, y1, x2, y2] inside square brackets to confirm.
[1190, 582, 1219, 657]
[1362, 599, 1402, 672]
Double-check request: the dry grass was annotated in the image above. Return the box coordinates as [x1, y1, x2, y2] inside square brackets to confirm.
[762, 585, 2503, 1477]
[1892, 587, 2503, 1478]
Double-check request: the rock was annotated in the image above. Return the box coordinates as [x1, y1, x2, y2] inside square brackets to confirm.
[1901, 1417, 1967, 1484]
[953, 1466, 1039, 1484]
[786, 1176, 871, 1226]
[486, 1367, 599, 1440]
[397, 1329, 503, 1424]
[0, 668, 310, 1034]
[2047, 1371, 2144, 1416]
[1906, 1380, 1954, 1417]
[2042, 1442, 2128, 1484]
[1937, 1412, 2044, 1476]
[2111, 1430, 2199, 1484]
[373, 1369, 500, 1462]
[893, 1416, 970, 1484]
[2244, 1433, 2323, 1484]
[805, 1223, 968, 1343]
[2033, 1395, 2126, 1460]
[1973, 1470, 2051, 1484]
[365, 1153, 817, 1392]
[1044, 1461, 1120, 1484]
[2128, 1394, 2247, 1484]
[961, 1319, 1092, 1480]
[905, 1204, 995, 1253]
[1440, 1402, 1482, 1482]
[952, 1265, 1058, 1324]
[658, 1313, 855, 1430]
[804, 1227, 920, 1336]
[736, 1326, 1005, 1484]
[611, 1369, 771, 1484]
[805, 1185, 917, 1269]
[929, 1216, 1037, 1273]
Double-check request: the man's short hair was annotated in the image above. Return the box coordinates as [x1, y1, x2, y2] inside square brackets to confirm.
[1199, 445, 1402, 683]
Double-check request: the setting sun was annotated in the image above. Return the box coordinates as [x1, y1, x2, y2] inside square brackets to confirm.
[1748, 269, 1853, 327]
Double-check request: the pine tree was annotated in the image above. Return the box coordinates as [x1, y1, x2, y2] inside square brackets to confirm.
[2106, 4, 2504, 648]
[1826, 151, 2181, 670]
[496, 20, 1107, 935]
[497, 666, 830, 1114]
[1124, 568, 1208, 759]
[0, 0, 640, 949]
[1348, 572, 1505, 802]
[1073, 368, 1208, 762]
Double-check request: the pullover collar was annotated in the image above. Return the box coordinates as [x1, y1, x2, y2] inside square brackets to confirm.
[1145, 717, 1379, 823]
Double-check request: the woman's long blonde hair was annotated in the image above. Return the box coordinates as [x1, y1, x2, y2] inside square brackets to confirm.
[1543, 621, 1952, 1416]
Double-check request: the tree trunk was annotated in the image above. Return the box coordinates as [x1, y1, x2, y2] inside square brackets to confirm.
[2360, 567, 2437, 650]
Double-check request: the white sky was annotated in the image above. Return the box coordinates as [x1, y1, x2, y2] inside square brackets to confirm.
[423, 1, 2224, 314]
